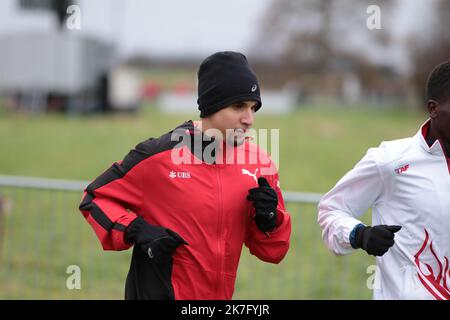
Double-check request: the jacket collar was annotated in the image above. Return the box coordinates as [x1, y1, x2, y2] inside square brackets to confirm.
[175, 120, 220, 164]
[416, 119, 446, 157]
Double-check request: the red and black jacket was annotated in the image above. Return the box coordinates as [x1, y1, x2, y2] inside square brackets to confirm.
[79, 121, 291, 299]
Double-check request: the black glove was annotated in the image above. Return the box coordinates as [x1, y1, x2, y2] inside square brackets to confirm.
[246, 177, 278, 232]
[125, 217, 188, 261]
[355, 225, 401, 256]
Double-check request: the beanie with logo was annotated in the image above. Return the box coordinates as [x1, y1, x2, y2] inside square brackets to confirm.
[197, 51, 262, 118]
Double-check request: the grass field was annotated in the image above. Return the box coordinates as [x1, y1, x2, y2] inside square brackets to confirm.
[0, 104, 427, 299]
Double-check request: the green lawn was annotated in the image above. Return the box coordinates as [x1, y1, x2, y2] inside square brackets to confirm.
[0, 104, 427, 299]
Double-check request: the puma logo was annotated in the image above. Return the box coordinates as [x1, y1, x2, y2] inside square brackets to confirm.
[241, 168, 258, 183]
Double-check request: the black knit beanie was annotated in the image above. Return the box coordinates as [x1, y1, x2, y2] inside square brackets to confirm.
[197, 51, 262, 118]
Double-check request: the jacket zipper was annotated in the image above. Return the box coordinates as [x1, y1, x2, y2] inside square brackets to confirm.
[215, 167, 223, 298]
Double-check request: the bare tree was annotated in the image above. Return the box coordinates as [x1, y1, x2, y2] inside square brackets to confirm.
[251, 0, 395, 70]
[248, 0, 402, 104]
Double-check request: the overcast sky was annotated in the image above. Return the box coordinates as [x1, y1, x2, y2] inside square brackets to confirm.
[0, 0, 435, 72]
[0, 0, 271, 58]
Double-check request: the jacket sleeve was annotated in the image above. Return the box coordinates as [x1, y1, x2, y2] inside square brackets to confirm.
[79, 149, 148, 251]
[245, 167, 292, 264]
[317, 147, 386, 256]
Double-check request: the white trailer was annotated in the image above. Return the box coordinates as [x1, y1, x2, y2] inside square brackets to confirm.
[0, 32, 117, 114]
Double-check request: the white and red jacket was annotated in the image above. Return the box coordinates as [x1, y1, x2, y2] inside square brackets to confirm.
[318, 120, 450, 300]
[79, 120, 291, 300]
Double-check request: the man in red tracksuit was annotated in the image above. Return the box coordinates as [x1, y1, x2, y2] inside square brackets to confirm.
[79, 51, 291, 300]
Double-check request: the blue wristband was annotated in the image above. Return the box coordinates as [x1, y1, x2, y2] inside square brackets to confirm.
[349, 223, 366, 249]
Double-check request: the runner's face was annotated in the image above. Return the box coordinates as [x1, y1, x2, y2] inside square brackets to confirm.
[430, 98, 450, 143]
[207, 100, 257, 146]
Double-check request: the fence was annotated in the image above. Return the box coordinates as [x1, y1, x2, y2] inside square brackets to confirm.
[0, 175, 374, 299]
